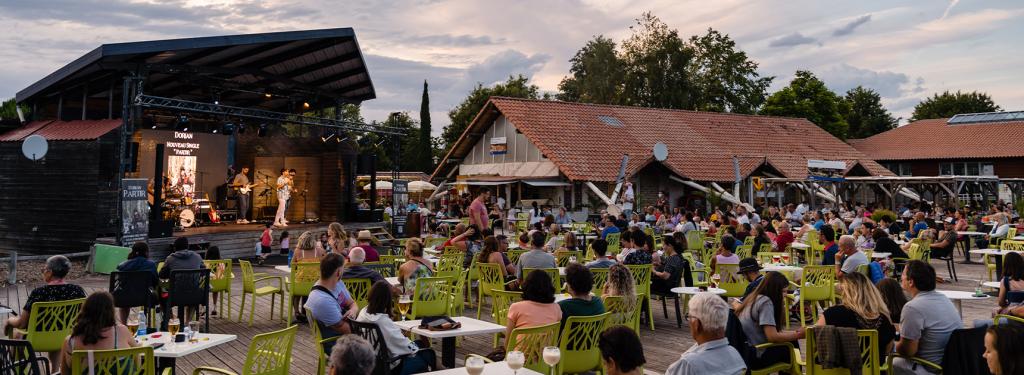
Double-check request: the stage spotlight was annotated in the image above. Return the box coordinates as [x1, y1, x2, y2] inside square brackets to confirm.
[264, 92, 272, 99]
[320, 133, 335, 142]
[257, 123, 269, 137]
[338, 136, 348, 143]
[302, 102, 311, 109]
[222, 122, 236, 135]
[237, 122, 246, 134]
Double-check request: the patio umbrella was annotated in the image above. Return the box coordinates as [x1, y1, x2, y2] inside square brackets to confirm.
[363, 180, 392, 190]
[408, 180, 437, 192]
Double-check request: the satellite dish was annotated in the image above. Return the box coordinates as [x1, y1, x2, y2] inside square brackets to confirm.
[653, 142, 668, 161]
[22, 135, 48, 161]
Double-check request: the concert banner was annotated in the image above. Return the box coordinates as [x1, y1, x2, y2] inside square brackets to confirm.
[392, 179, 409, 237]
[121, 178, 150, 246]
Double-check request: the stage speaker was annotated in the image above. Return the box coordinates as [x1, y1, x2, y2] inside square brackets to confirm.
[149, 220, 174, 238]
[151, 144, 166, 223]
[127, 142, 140, 172]
[357, 154, 375, 174]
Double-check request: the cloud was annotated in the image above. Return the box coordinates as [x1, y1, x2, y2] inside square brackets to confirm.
[462, 50, 550, 87]
[941, 0, 960, 20]
[832, 14, 871, 36]
[401, 34, 507, 47]
[819, 63, 911, 98]
[768, 32, 818, 47]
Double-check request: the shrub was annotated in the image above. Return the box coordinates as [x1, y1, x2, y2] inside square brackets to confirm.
[870, 209, 898, 224]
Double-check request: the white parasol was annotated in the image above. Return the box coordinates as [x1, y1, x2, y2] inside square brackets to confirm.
[363, 180, 392, 190]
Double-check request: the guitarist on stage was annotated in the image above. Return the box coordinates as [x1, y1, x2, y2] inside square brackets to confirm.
[230, 166, 255, 224]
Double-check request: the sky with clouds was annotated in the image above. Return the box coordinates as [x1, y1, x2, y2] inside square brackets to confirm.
[1, 0, 1022, 132]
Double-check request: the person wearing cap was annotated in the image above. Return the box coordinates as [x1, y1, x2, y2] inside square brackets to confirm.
[353, 230, 380, 262]
[930, 218, 958, 259]
[737, 258, 763, 302]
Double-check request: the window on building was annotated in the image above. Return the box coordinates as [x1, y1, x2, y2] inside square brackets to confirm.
[882, 162, 912, 176]
[938, 161, 994, 176]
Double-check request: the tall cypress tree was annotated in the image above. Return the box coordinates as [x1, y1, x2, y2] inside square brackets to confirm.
[419, 80, 432, 173]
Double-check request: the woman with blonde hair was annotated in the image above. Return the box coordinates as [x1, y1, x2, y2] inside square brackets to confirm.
[292, 231, 323, 263]
[602, 264, 637, 310]
[816, 272, 896, 355]
[328, 222, 354, 256]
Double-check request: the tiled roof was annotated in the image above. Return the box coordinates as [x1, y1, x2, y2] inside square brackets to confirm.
[850, 118, 1024, 160]
[0, 119, 121, 142]
[436, 97, 891, 182]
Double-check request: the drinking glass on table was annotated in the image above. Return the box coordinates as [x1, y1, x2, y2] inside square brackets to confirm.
[506, 351, 525, 375]
[543, 346, 561, 375]
[188, 320, 200, 342]
[466, 355, 486, 375]
[126, 315, 140, 337]
[398, 294, 413, 321]
[168, 318, 180, 347]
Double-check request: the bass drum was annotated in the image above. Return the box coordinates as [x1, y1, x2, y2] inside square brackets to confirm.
[179, 209, 196, 228]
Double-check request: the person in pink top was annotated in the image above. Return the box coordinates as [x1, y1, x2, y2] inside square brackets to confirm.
[505, 270, 561, 348]
[710, 235, 740, 272]
[468, 188, 491, 230]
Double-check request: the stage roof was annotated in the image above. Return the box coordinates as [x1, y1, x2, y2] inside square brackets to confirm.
[16, 28, 375, 110]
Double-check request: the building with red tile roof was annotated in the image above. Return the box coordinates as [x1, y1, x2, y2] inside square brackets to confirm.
[849, 112, 1024, 178]
[432, 97, 891, 210]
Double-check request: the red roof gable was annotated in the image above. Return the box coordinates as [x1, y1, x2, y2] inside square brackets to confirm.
[851, 118, 1024, 160]
[435, 97, 891, 182]
[0, 119, 122, 142]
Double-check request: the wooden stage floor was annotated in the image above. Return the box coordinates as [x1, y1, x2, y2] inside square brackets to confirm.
[0, 257, 999, 374]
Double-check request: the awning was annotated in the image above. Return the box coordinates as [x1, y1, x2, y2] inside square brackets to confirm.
[523, 180, 570, 187]
[0, 119, 122, 142]
[463, 180, 517, 186]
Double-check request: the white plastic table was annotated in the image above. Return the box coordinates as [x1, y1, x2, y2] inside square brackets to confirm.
[983, 281, 1001, 289]
[970, 249, 1023, 276]
[385, 276, 400, 287]
[274, 265, 290, 273]
[959, 231, 990, 264]
[937, 290, 990, 318]
[394, 316, 506, 368]
[870, 252, 891, 259]
[138, 332, 236, 374]
[421, 361, 544, 375]
[672, 287, 727, 323]
[791, 242, 810, 250]
[762, 264, 804, 280]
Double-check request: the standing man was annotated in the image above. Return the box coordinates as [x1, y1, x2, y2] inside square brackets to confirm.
[274, 168, 291, 227]
[468, 188, 491, 229]
[231, 166, 253, 224]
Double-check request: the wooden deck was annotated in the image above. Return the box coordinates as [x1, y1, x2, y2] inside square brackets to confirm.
[0, 258, 999, 374]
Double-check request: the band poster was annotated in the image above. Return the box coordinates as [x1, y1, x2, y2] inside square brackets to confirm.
[121, 178, 150, 246]
[168, 155, 198, 198]
[393, 179, 409, 237]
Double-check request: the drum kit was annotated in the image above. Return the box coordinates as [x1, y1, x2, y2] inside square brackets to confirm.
[162, 189, 217, 228]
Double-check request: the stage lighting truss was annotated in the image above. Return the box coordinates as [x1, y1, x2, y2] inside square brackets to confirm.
[135, 94, 405, 136]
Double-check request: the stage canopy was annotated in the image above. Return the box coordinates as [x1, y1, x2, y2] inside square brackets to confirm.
[16, 28, 375, 111]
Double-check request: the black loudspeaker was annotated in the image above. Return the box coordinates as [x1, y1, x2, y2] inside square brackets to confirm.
[149, 220, 174, 238]
[357, 154, 374, 174]
[151, 144, 165, 223]
[127, 142, 140, 172]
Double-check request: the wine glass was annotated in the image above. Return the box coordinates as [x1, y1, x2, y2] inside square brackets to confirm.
[398, 295, 413, 321]
[542, 346, 561, 375]
[466, 355, 486, 375]
[506, 351, 525, 375]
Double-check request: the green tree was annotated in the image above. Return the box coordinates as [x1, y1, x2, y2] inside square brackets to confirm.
[619, 12, 695, 109]
[763, 70, 850, 139]
[442, 74, 540, 150]
[1, 98, 30, 122]
[556, 35, 624, 104]
[687, 28, 773, 114]
[842, 86, 897, 138]
[419, 80, 433, 173]
[359, 112, 419, 171]
[911, 90, 1001, 121]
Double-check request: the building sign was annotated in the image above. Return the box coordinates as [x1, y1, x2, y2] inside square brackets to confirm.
[489, 137, 507, 155]
[392, 179, 409, 237]
[121, 178, 149, 246]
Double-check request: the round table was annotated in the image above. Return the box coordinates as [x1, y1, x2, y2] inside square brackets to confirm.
[762, 264, 803, 280]
[671, 287, 727, 296]
[791, 242, 810, 250]
[958, 231, 990, 264]
[969, 249, 1023, 276]
[937, 290, 990, 318]
[983, 281, 1001, 289]
[870, 252, 891, 259]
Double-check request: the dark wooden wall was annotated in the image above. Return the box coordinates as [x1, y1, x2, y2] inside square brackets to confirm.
[0, 140, 102, 254]
[899, 158, 1024, 178]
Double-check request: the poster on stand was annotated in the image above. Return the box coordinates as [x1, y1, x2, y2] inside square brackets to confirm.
[121, 178, 150, 246]
[393, 179, 409, 237]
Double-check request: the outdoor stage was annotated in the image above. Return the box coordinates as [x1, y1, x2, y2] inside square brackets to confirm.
[97, 221, 388, 260]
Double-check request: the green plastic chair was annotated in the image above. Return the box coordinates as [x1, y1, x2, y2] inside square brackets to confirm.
[524, 268, 562, 293]
[604, 295, 642, 333]
[505, 322, 559, 374]
[555, 251, 582, 267]
[363, 262, 396, 278]
[204, 260, 233, 318]
[802, 328, 880, 375]
[797, 265, 836, 327]
[557, 313, 610, 375]
[682, 252, 708, 287]
[736, 245, 753, 259]
[238, 260, 284, 326]
[625, 264, 654, 330]
[749, 341, 800, 375]
[194, 324, 298, 375]
[410, 276, 452, 319]
[447, 269, 470, 317]
[744, 235, 756, 246]
[70, 346, 164, 375]
[490, 289, 522, 347]
[285, 261, 320, 324]
[591, 268, 610, 291]
[341, 278, 372, 308]
[685, 231, 705, 253]
[476, 263, 507, 319]
[714, 264, 748, 299]
[508, 250, 527, 264]
[306, 307, 341, 375]
[23, 298, 85, 355]
[435, 252, 464, 280]
[605, 232, 622, 256]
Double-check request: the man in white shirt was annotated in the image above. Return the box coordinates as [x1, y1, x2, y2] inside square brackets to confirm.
[835, 235, 868, 279]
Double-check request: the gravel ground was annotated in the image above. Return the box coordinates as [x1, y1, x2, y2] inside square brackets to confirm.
[0, 258, 91, 287]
